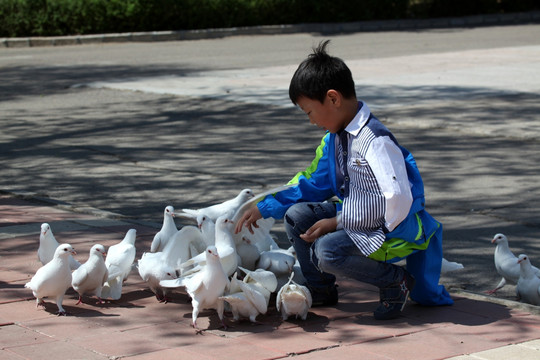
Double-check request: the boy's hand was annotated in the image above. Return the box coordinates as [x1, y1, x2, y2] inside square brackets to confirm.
[234, 207, 262, 234]
[300, 217, 338, 243]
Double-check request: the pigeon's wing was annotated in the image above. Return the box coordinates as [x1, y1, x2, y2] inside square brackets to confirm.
[72, 266, 89, 288]
[102, 267, 109, 284]
[179, 251, 206, 269]
[232, 184, 295, 222]
[219, 293, 244, 304]
[298, 283, 313, 308]
[150, 233, 162, 253]
[238, 280, 267, 314]
[276, 283, 286, 312]
[160, 278, 186, 288]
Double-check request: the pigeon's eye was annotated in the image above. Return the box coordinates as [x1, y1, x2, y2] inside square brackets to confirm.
[64, 248, 68, 251]
[167, 272, 171, 276]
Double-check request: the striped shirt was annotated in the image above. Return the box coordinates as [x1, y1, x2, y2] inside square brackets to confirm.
[337, 102, 412, 256]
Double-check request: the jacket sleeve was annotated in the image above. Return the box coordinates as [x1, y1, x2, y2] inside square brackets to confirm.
[257, 133, 336, 219]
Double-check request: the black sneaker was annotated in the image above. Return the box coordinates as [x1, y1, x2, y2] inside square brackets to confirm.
[374, 271, 415, 320]
[308, 284, 339, 307]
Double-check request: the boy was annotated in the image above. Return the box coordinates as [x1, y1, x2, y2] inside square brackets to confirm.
[236, 40, 453, 320]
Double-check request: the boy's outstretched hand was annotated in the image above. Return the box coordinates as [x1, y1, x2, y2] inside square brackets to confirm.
[300, 217, 338, 243]
[234, 207, 263, 234]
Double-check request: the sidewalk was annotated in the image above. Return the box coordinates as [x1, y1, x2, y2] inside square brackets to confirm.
[1, 193, 539, 360]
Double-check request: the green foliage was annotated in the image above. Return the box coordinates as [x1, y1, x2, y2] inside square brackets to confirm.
[0, 0, 538, 37]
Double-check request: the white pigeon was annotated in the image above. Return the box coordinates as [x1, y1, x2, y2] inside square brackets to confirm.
[162, 246, 230, 332]
[488, 233, 540, 294]
[257, 249, 295, 278]
[25, 243, 77, 315]
[138, 226, 206, 300]
[150, 206, 178, 253]
[286, 246, 307, 285]
[234, 217, 280, 253]
[197, 213, 216, 247]
[72, 244, 109, 305]
[137, 252, 178, 302]
[236, 237, 260, 271]
[516, 254, 540, 306]
[276, 271, 313, 321]
[441, 258, 464, 273]
[238, 266, 278, 307]
[231, 184, 294, 223]
[38, 223, 81, 270]
[101, 229, 137, 300]
[179, 216, 238, 277]
[178, 188, 255, 222]
[220, 273, 267, 323]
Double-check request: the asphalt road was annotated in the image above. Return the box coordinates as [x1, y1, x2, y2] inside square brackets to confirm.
[1, 24, 540, 298]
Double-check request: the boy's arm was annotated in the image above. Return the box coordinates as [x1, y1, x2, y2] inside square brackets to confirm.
[366, 136, 413, 232]
[257, 133, 336, 220]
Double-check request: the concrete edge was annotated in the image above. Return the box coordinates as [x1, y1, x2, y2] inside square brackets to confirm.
[2, 10, 540, 48]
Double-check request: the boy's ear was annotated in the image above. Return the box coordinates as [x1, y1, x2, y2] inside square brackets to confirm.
[326, 90, 341, 106]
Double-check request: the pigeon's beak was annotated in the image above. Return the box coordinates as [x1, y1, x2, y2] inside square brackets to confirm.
[491, 238, 496, 244]
[71, 250, 77, 256]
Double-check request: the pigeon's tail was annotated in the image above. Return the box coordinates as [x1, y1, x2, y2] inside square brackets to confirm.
[101, 277, 123, 300]
[176, 210, 198, 220]
[441, 258, 464, 273]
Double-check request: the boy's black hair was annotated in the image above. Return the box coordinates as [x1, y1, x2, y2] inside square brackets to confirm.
[289, 40, 356, 105]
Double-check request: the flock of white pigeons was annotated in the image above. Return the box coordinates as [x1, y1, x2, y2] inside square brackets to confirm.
[486, 233, 540, 306]
[24, 187, 313, 332]
[24, 187, 540, 332]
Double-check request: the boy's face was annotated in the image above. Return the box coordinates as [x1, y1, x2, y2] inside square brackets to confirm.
[296, 93, 345, 134]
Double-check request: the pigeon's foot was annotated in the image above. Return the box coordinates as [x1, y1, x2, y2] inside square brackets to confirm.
[36, 300, 46, 309]
[56, 310, 68, 316]
[155, 294, 170, 303]
[191, 321, 204, 335]
[96, 297, 105, 305]
[485, 289, 499, 295]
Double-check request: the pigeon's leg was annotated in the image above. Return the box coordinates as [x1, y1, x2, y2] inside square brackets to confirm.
[191, 306, 204, 334]
[96, 297, 105, 305]
[158, 295, 170, 304]
[155, 290, 170, 303]
[76, 296, 83, 305]
[56, 295, 67, 316]
[248, 315, 263, 324]
[216, 299, 228, 330]
[36, 298, 46, 309]
[486, 278, 506, 295]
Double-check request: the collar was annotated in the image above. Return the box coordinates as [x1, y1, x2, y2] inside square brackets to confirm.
[344, 101, 371, 136]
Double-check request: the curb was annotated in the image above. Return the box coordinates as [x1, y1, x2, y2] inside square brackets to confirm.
[2, 11, 540, 48]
